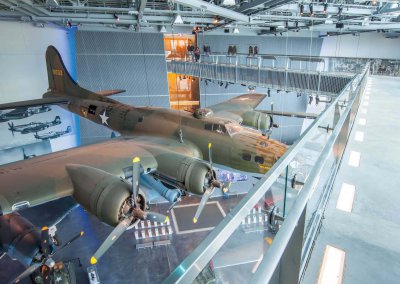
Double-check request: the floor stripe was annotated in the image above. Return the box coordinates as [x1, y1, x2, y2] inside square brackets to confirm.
[349, 151, 361, 167]
[318, 245, 346, 284]
[363, 101, 369, 106]
[361, 108, 367, 114]
[358, 118, 366, 125]
[354, 131, 364, 142]
[336, 183, 356, 213]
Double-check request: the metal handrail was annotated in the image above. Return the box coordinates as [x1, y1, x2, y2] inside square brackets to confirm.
[250, 66, 368, 283]
[163, 63, 368, 284]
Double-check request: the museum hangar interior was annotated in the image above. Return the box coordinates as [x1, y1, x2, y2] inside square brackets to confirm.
[0, 0, 399, 283]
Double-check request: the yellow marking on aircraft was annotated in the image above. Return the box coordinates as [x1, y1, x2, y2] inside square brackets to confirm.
[80, 231, 84, 236]
[208, 143, 212, 149]
[264, 237, 273, 245]
[41, 226, 49, 231]
[164, 216, 169, 224]
[258, 164, 270, 170]
[90, 256, 97, 265]
[193, 217, 198, 223]
[133, 157, 141, 163]
[52, 69, 63, 76]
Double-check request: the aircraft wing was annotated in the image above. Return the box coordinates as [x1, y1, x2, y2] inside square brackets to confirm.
[0, 136, 201, 216]
[202, 93, 268, 122]
[208, 93, 267, 115]
[258, 110, 319, 119]
[0, 97, 69, 110]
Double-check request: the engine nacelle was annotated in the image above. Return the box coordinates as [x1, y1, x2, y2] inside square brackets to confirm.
[152, 155, 212, 195]
[66, 165, 146, 227]
[241, 111, 272, 134]
[0, 212, 41, 266]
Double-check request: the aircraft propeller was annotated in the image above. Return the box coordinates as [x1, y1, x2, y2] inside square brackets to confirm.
[90, 157, 169, 265]
[270, 102, 279, 129]
[9, 227, 84, 284]
[8, 122, 15, 136]
[193, 143, 225, 223]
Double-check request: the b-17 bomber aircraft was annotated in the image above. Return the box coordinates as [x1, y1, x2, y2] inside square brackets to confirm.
[0, 46, 287, 265]
[8, 116, 61, 135]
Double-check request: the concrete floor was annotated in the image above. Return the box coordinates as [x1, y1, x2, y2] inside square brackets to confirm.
[302, 76, 400, 283]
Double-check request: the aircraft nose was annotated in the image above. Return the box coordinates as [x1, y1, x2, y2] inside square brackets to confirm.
[272, 141, 288, 162]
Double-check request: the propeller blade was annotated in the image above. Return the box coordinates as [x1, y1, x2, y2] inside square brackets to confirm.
[146, 212, 169, 224]
[9, 262, 41, 284]
[168, 199, 180, 212]
[40, 227, 51, 258]
[193, 187, 214, 223]
[90, 217, 135, 265]
[208, 143, 213, 170]
[132, 157, 141, 208]
[56, 231, 84, 253]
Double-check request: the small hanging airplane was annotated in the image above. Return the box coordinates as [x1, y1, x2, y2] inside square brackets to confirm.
[34, 126, 72, 140]
[8, 116, 61, 135]
[0, 46, 288, 265]
[0, 105, 51, 122]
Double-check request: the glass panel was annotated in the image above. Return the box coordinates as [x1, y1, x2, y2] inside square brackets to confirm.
[164, 61, 369, 284]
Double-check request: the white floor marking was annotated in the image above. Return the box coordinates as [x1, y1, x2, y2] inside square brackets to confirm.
[364, 96, 369, 100]
[354, 131, 364, 142]
[363, 101, 369, 106]
[358, 118, 366, 125]
[361, 108, 367, 114]
[318, 245, 346, 284]
[349, 151, 361, 167]
[336, 183, 356, 212]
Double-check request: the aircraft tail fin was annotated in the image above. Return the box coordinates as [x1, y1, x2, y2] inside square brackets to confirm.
[45, 46, 116, 103]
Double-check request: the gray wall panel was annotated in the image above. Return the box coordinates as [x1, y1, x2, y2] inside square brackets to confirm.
[198, 35, 323, 56]
[75, 31, 169, 144]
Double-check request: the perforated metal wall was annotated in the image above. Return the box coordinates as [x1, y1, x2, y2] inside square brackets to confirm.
[75, 31, 169, 145]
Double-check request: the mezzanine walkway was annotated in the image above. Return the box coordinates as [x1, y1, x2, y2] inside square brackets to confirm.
[303, 76, 400, 283]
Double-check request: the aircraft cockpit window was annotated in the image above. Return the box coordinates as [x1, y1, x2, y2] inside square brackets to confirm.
[255, 156, 264, 164]
[225, 123, 241, 136]
[88, 105, 97, 115]
[242, 153, 251, 161]
[214, 124, 227, 135]
[205, 123, 213, 131]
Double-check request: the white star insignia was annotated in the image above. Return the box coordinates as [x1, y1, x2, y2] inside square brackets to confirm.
[99, 110, 109, 126]
[55, 276, 62, 282]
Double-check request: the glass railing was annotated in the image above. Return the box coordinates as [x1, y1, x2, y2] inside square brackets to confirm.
[168, 53, 368, 75]
[162, 63, 369, 284]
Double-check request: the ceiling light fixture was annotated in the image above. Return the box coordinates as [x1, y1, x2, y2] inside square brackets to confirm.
[174, 14, 184, 25]
[233, 27, 240, 34]
[160, 25, 167, 33]
[222, 0, 235, 5]
[213, 16, 219, 25]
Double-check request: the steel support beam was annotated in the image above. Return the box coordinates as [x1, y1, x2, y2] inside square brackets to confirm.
[172, 0, 249, 23]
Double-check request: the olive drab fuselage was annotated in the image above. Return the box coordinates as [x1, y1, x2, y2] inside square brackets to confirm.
[67, 98, 287, 175]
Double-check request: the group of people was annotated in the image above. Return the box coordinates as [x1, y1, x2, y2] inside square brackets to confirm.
[227, 45, 260, 56]
[187, 42, 201, 62]
[248, 45, 259, 56]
